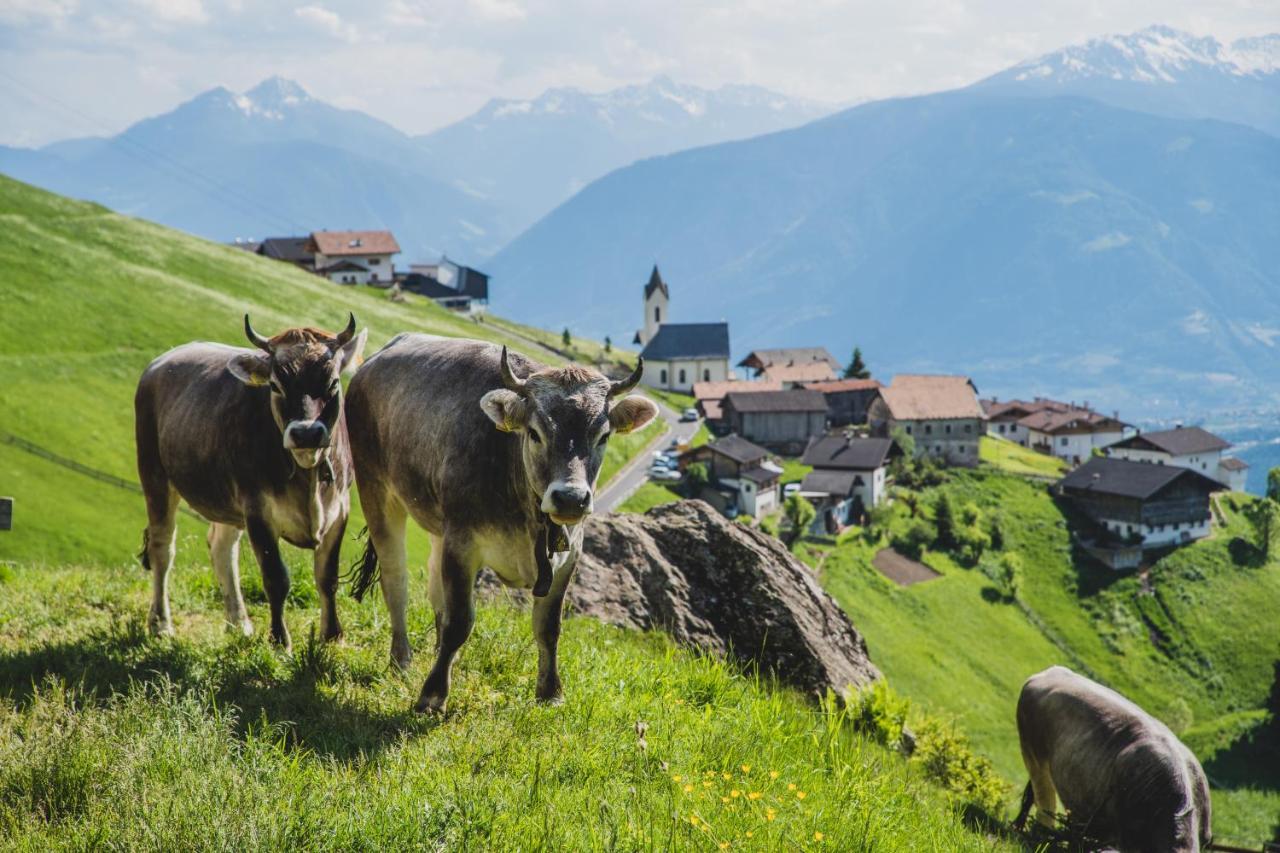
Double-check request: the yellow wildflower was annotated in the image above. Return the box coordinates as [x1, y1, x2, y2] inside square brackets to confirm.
[723, 772, 732, 780]
[748, 792, 762, 800]
[689, 815, 699, 826]
[719, 844, 729, 850]
[684, 784, 694, 793]
[741, 764, 751, 773]
[721, 796, 730, 804]
[787, 783, 797, 791]
[672, 774, 682, 782]
[814, 831, 824, 842]
[730, 790, 741, 798]
[703, 781, 713, 788]
[769, 770, 780, 780]
[746, 831, 754, 838]
[796, 791, 807, 800]
[766, 811, 777, 822]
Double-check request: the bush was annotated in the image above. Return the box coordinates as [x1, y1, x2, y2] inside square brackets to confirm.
[954, 524, 991, 567]
[783, 494, 816, 544]
[893, 519, 934, 560]
[934, 494, 958, 550]
[912, 718, 1008, 819]
[850, 680, 911, 750]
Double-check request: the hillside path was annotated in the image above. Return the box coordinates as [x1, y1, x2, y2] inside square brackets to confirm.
[598, 402, 699, 512]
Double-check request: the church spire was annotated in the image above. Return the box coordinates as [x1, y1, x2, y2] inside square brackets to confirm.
[644, 264, 669, 300]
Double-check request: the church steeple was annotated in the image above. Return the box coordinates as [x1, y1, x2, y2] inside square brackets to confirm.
[644, 264, 669, 300]
[637, 263, 670, 347]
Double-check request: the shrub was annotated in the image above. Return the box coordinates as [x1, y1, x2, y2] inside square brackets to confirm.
[934, 494, 958, 550]
[954, 524, 990, 567]
[893, 519, 934, 560]
[987, 514, 1005, 551]
[850, 680, 911, 750]
[783, 494, 816, 544]
[912, 718, 1008, 819]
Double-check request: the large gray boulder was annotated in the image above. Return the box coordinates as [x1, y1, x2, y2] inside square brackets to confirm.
[570, 500, 879, 700]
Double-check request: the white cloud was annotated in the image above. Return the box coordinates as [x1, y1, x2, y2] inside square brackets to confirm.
[0, 0, 77, 26]
[469, 0, 525, 22]
[1081, 232, 1132, 252]
[1189, 197, 1214, 213]
[130, 0, 207, 25]
[294, 5, 357, 41]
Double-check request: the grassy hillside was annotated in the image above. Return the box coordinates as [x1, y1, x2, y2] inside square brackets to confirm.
[0, 562, 1009, 850]
[800, 468, 1280, 845]
[0, 175, 656, 572]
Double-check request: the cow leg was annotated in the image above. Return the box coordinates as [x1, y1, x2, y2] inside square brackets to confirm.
[1012, 781, 1035, 831]
[312, 514, 346, 642]
[416, 541, 475, 714]
[1029, 761, 1057, 829]
[366, 496, 411, 669]
[531, 550, 577, 704]
[245, 517, 292, 651]
[208, 522, 252, 636]
[143, 486, 180, 637]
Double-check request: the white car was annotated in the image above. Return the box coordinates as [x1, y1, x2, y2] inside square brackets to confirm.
[649, 467, 683, 482]
[680, 408, 699, 422]
[783, 483, 801, 497]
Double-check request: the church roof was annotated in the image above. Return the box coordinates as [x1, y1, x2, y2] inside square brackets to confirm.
[644, 264, 670, 300]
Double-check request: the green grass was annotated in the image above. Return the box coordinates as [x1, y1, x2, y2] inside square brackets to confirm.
[978, 435, 1067, 478]
[618, 482, 684, 514]
[690, 422, 712, 448]
[0, 562, 1010, 851]
[642, 387, 696, 412]
[0, 175, 646, 568]
[598, 417, 667, 487]
[800, 470, 1280, 845]
[779, 457, 813, 485]
[483, 314, 636, 370]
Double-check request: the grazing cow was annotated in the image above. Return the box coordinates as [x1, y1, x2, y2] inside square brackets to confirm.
[134, 315, 367, 647]
[1013, 665, 1211, 852]
[345, 336, 658, 712]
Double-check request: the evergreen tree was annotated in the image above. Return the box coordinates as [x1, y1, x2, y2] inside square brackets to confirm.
[604, 336, 612, 354]
[844, 346, 871, 379]
[783, 494, 816, 545]
[934, 494, 958, 550]
[562, 328, 572, 348]
[1267, 466, 1280, 502]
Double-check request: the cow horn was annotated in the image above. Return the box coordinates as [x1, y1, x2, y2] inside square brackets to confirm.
[499, 346, 528, 394]
[609, 358, 644, 398]
[244, 315, 272, 352]
[335, 312, 357, 346]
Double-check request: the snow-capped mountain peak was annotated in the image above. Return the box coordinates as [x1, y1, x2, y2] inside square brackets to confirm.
[1004, 25, 1280, 85]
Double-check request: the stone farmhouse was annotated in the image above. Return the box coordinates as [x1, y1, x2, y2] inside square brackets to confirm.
[868, 375, 983, 467]
[1057, 456, 1221, 569]
[721, 389, 828, 454]
[804, 378, 882, 427]
[636, 266, 731, 392]
[799, 435, 901, 534]
[680, 434, 783, 519]
[1106, 426, 1247, 492]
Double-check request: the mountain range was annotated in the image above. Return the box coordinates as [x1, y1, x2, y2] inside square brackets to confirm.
[0, 76, 828, 260]
[489, 26, 1280, 415]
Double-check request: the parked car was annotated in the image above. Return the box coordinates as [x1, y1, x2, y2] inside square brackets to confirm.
[783, 483, 801, 497]
[680, 407, 699, 422]
[649, 467, 682, 482]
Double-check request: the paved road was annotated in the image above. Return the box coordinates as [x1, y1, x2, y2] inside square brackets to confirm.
[598, 400, 702, 512]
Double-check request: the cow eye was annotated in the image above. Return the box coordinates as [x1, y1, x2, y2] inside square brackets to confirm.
[528, 427, 543, 444]
[597, 432, 611, 447]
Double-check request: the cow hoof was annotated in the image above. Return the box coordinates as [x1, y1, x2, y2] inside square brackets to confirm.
[536, 693, 564, 707]
[148, 617, 175, 638]
[270, 633, 293, 654]
[391, 643, 412, 671]
[414, 693, 448, 715]
[225, 618, 254, 637]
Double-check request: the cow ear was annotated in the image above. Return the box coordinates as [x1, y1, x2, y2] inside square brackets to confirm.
[609, 395, 659, 435]
[227, 352, 271, 386]
[336, 328, 368, 375]
[480, 389, 529, 432]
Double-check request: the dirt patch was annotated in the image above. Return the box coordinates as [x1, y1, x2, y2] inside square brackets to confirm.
[872, 548, 941, 587]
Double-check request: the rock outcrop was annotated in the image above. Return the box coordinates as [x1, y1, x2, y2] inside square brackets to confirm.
[571, 500, 879, 700]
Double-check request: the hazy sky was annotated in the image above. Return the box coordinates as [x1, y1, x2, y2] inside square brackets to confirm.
[0, 0, 1277, 146]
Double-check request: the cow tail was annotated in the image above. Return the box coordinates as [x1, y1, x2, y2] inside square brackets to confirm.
[345, 527, 380, 602]
[138, 528, 151, 571]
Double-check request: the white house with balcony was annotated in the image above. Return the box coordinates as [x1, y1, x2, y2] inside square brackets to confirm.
[308, 230, 400, 286]
[1105, 425, 1247, 491]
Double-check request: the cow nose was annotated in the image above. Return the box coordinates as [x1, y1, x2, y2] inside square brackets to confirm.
[550, 485, 592, 516]
[286, 421, 329, 449]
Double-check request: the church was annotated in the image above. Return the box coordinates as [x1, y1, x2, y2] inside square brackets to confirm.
[633, 265, 731, 393]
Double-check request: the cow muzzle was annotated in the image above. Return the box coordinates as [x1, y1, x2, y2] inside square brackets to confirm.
[284, 420, 330, 468]
[542, 481, 593, 525]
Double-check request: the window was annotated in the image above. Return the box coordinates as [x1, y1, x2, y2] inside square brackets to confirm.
[905, 426, 912, 435]
[368, 258, 381, 265]
[998, 424, 1005, 434]
[660, 369, 668, 384]
[655, 307, 661, 323]
[703, 369, 711, 382]
[964, 424, 972, 434]
[925, 425, 933, 435]
[679, 369, 687, 384]
[945, 424, 952, 434]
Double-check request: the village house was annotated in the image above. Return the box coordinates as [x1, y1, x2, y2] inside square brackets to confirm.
[983, 397, 1128, 463]
[738, 347, 840, 379]
[680, 434, 782, 519]
[804, 378, 883, 427]
[721, 389, 828, 454]
[635, 266, 731, 392]
[401, 258, 490, 313]
[1106, 426, 1247, 491]
[760, 361, 837, 388]
[799, 435, 901, 534]
[868, 375, 983, 467]
[692, 379, 783, 431]
[307, 230, 400, 285]
[1057, 456, 1220, 569]
[254, 236, 315, 272]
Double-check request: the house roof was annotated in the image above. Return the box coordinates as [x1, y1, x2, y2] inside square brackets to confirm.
[692, 379, 782, 402]
[878, 375, 982, 421]
[309, 230, 401, 257]
[740, 466, 781, 485]
[639, 322, 730, 361]
[801, 469, 861, 496]
[704, 434, 770, 465]
[1219, 456, 1249, 471]
[401, 272, 464, 299]
[1018, 408, 1128, 435]
[804, 378, 882, 393]
[803, 436, 897, 470]
[644, 265, 669, 300]
[1058, 456, 1221, 500]
[1109, 426, 1231, 456]
[257, 236, 313, 263]
[761, 362, 838, 384]
[982, 398, 1060, 420]
[724, 389, 827, 414]
[738, 347, 840, 371]
[316, 260, 369, 273]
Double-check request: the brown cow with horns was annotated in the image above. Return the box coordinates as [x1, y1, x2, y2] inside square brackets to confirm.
[345, 335, 658, 712]
[134, 314, 367, 646]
